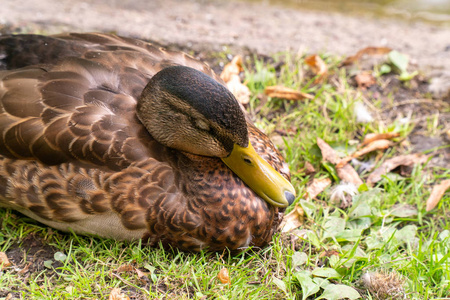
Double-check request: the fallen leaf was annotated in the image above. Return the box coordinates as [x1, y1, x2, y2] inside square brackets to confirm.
[220, 55, 250, 105]
[109, 288, 130, 300]
[426, 179, 450, 211]
[362, 132, 400, 145]
[264, 85, 314, 100]
[220, 55, 244, 82]
[367, 154, 428, 185]
[337, 139, 392, 168]
[280, 204, 305, 232]
[306, 178, 332, 199]
[304, 161, 316, 175]
[305, 54, 328, 83]
[316, 138, 339, 164]
[218, 267, 231, 285]
[116, 264, 134, 273]
[355, 72, 376, 90]
[0, 252, 11, 269]
[226, 75, 251, 104]
[342, 46, 392, 66]
[317, 138, 363, 186]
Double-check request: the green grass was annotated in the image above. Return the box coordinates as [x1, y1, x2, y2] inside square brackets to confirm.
[1, 52, 449, 299]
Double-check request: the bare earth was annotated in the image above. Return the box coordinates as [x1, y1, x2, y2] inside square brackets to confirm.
[1, 0, 449, 72]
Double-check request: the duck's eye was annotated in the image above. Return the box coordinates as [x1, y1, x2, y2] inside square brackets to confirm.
[242, 155, 253, 166]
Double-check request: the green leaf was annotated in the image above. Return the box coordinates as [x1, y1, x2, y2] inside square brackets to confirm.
[295, 271, 320, 300]
[322, 217, 346, 239]
[292, 251, 308, 269]
[379, 64, 391, 75]
[312, 267, 341, 279]
[299, 199, 317, 218]
[54, 252, 67, 262]
[272, 276, 287, 294]
[144, 263, 158, 282]
[306, 230, 322, 249]
[399, 70, 418, 81]
[44, 260, 53, 269]
[395, 225, 417, 244]
[316, 284, 361, 299]
[388, 50, 409, 73]
[335, 229, 363, 242]
[390, 204, 417, 218]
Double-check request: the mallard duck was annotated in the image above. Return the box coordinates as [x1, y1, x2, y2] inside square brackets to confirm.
[0, 33, 295, 251]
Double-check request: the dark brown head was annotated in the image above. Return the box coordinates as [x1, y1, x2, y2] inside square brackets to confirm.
[137, 66, 295, 208]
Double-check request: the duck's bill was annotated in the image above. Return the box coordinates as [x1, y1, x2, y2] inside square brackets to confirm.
[221, 142, 296, 208]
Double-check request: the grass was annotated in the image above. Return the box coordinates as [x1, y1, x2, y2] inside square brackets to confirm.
[1, 50, 449, 299]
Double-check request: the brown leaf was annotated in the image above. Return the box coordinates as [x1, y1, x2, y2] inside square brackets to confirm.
[116, 264, 134, 273]
[306, 178, 332, 199]
[316, 137, 339, 164]
[264, 85, 314, 100]
[220, 55, 250, 105]
[355, 72, 376, 90]
[109, 288, 130, 300]
[317, 138, 363, 186]
[342, 47, 392, 66]
[218, 267, 231, 285]
[304, 161, 316, 175]
[426, 179, 450, 211]
[362, 132, 400, 145]
[367, 154, 428, 185]
[305, 54, 328, 83]
[337, 165, 364, 186]
[0, 252, 12, 269]
[220, 56, 243, 83]
[226, 75, 251, 104]
[337, 139, 392, 168]
[280, 204, 305, 233]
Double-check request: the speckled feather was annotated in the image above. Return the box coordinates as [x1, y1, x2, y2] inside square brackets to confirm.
[0, 33, 289, 251]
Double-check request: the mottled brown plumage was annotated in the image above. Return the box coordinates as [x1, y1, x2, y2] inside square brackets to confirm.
[0, 33, 293, 251]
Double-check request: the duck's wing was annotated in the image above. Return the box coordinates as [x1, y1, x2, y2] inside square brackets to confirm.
[0, 33, 217, 170]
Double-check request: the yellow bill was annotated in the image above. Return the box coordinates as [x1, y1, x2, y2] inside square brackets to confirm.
[221, 142, 296, 207]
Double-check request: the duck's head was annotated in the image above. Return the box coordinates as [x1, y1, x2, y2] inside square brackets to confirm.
[137, 66, 295, 208]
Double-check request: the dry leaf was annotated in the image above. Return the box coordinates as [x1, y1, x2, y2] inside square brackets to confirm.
[337, 165, 364, 186]
[220, 56, 243, 82]
[306, 178, 332, 199]
[109, 288, 130, 300]
[220, 55, 250, 105]
[280, 204, 305, 232]
[0, 252, 11, 269]
[342, 46, 392, 66]
[264, 85, 314, 100]
[367, 154, 428, 185]
[218, 267, 231, 285]
[305, 54, 328, 83]
[304, 161, 316, 175]
[426, 179, 450, 211]
[337, 139, 392, 168]
[316, 137, 340, 164]
[362, 132, 400, 145]
[317, 138, 363, 186]
[116, 264, 134, 273]
[355, 72, 376, 90]
[226, 75, 251, 104]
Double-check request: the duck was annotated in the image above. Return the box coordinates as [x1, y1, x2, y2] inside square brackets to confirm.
[0, 33, 295, 251]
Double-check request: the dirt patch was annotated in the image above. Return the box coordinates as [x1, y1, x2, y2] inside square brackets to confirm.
[1, 0, 450, 73]
[6, 233, 62, 274]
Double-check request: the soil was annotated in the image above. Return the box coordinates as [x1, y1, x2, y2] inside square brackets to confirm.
[1, 0, 450, 72]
